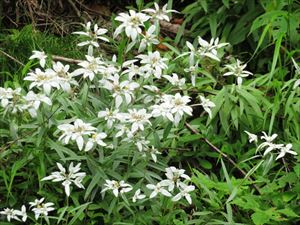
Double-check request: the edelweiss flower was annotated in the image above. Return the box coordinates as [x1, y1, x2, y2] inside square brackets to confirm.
[85, 132, 107, 151]
[171, 93, 193, 126]
[115, 124, 134, 138]
[0, 87, 17, 107]
[74, 22, 109, 55]
[29, 50, 47, 68]
[0, 206, 27, 222]
[146, 182, 172, 198]
[101, 74, 139, 108]
[98, 108, 120, 128]
[22, 91, 52, 117]
[48, 61, 77, 92]
[122, 61, 144, 79]
[276, 143, 297, 160]
[73, 22, 109, 41]
[160, 166, 190, 191]
[223, 59, 253, 87]
[29, 198, 55, 220]
[58, 119, 97, 150]
[102, 180, 132, 197]
[172, 183, 195, 204]
[143, 3, 178, 22]
[138, 25, 159, 52]
[244, 131, 258, 143]
[114, 10, 150, 40]
[132, 189, 146, 202]
[72, 55, 104, 81]
[136, 51, 168, 78]
[163, 73, 185, 88]
[24, 68, 59, 95]
[42, 162, 86, 196]
[126, 108, 152, 133]
[184, 64, 198, 86]
[199, 96, 215, 118]
[261, 131, 278, 142]
[143, 146, 161, 163]
[183, 37, 228, 64]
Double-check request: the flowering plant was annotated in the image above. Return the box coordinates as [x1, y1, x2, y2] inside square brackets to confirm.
[0, 1, 299, 225]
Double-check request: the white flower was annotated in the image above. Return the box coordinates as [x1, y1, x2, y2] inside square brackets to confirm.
[85, 132, 107, 151]
[102, 180, 132, 197]
[182, 37, 228, 65]
[258, 142, 283, 156]
[223, 59, 253, 87]
[132, 189, 146, 202]
[184, 64, 198, 86]
[160, 166, 190, 191]
[256, 132, 281, 155]
[172, 183, 195, 204]
[24, 68, 59, 95]
[42, 162, 86, 196]
[143, 3, 178, 22]
[115, 124, 134, 138]
[276, 143, 297, 160]
[22, 91, 52, 117]
[199, 96, 215, 118]
[114, 10, 150, 40]
[144, 146, 161, 163]
[72, 55, 104, 81]
[49, 61, 77, 92]
[136, 51, 168, 78]
[0, 208, 21, 222]
[101, 74, 139, 108]
[74, 22, 109, 55]
[74, 22, 108, 41]
[126, 108, 152, 133]
[146, 182, 172, 198]
[98, 108, 120, 128]
[163, 73, 185, 88]
[151, 101, 174, 122]
[14, 205, 27, 222]
[261, 132, 278, 142]
[197, 37, 228, 61]
[171, 93, 193, 126]
[29, 50, 47, 68]
[0, 87, 16, 107]
[29, 198, 55, 220]
[58, 119, 97, 150]
[138, 25, 159, 52]
[133, 138, 150, 152]
[244, 131, 258, 143]
[122, 60, 144, 79]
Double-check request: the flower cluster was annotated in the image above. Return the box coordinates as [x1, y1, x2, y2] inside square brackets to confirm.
[223, 59, 253, 87]
[0, 87, 51, 117]
[42, 162, 86, 196]
[147, 166, 195, 204]
[152, 93, 193, 126]
[245, 131, 298, 160]
[24, 60, 77, 94]
[0, 198, 54, 223]
[58, 119, 106, 151]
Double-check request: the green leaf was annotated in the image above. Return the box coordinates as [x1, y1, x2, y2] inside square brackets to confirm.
[269, 32, 285, 80]
[251, 211, 271, 225]
[68, 202, 91, 225]
[278, 208, 299, 217]
[199, 159, 212, 169]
